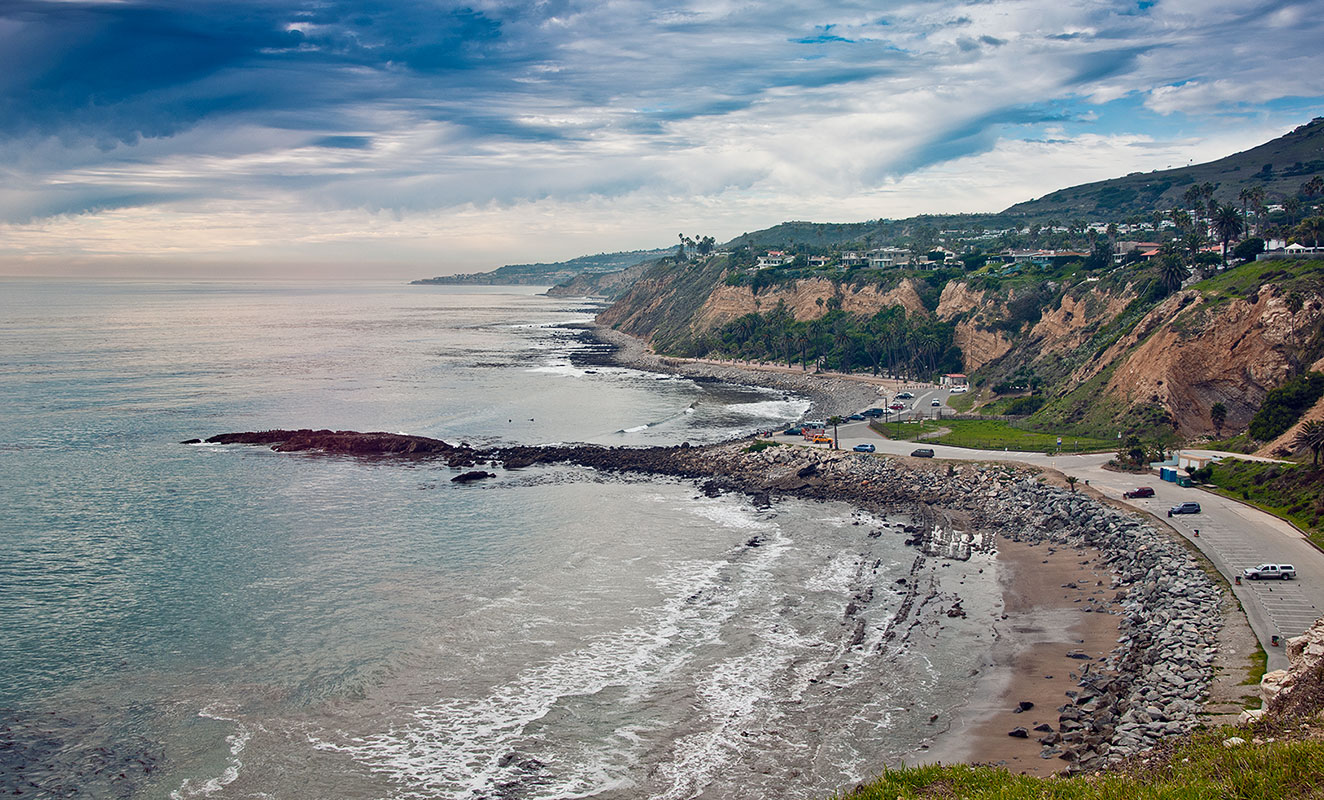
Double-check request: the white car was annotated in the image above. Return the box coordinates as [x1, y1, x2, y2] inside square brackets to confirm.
[1243, 564, 1296, 580]
[950, 386, 968, 393]
[930, 399, 941, 407]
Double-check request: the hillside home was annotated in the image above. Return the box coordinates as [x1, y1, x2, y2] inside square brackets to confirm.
[757, 250, 793, 268]
[840, 251, 866, 267]
[867, 247, 909, 268]
[807, 256, 830, 268]
[940, 373, 968, 387]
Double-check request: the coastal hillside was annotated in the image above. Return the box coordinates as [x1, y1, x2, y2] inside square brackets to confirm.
[413, 247, 670, 286]
[543, 261, 653, 300]
[600, 250, 1324, 439]
[593, 119, 1324, 445]
[1005, 117, 1324, 220]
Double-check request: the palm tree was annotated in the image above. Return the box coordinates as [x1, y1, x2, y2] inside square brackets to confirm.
[1212, 204, 1244, 265]
[1296, 217, 1324, 248]
[828, 415, 843, 449]
[1171, 208, 1192, 234]
[1182, 186, 1203, 221]
[1158, 245, 1189, 294]
[1285, 197, 1302, 226]
[1248, 185, 1266, 235]
[1210, 402, 1227, 436]
[1293, 420, 1324, 467]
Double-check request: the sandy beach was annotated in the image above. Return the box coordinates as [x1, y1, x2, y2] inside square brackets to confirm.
[920, 537, 1122, 775]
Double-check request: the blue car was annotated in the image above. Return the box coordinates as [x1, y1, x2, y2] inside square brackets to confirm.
[853, 443, 876, 453]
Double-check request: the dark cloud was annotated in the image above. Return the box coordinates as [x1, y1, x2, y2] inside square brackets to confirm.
[0, 0, 1320, 233]
[0, 1, 521, 145]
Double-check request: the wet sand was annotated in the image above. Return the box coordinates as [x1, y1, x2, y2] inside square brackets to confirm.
[911, 537, 1121, 776]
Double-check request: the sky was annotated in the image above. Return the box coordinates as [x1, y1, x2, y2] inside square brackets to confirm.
[2, 0, 1323, 278]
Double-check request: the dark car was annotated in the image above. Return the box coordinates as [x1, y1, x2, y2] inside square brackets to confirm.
[783, 427, 802, 436]
[1168, 502, 1201, 517]
[847, 413, 866, 421]
[897, 391, 914, 399]
[853, 443, 876, 453]
[1123, 487, 1155, 499]
[910, 447, 935, 458]
[862, 408, 885, 417]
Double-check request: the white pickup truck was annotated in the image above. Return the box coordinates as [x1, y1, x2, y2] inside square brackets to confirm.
[1242, 563, 1297, 580]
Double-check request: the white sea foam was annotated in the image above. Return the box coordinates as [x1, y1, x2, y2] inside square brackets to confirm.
[805, 551, 866, 594]
[723, 398, 812, 419]
[170, 705, 252, 799]
[316, 509, 788, 800]
[526, 362, 585, 377]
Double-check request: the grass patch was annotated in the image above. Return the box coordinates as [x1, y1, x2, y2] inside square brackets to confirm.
[872, 419, 1115, 453]
[1194, 257, 1324, 300]
[946, 391, 977, 412]
[842, 726, 1324, 800]
[1205, 458, 1324, 550]
[1202, 433, 1261, 454]
[1240, 643, 1269, 709]
[744, 440, 782, 453]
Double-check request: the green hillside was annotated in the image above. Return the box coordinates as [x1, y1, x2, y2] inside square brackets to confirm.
[1004, 118, 1324, 220]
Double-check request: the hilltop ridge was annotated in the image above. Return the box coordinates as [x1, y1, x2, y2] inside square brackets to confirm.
[1005, 117, 1324, 219]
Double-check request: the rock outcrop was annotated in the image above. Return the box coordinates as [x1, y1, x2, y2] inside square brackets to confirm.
[1260, 617, 1324, 721]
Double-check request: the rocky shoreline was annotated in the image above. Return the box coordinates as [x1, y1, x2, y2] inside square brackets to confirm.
[193, 428, 1224, 772]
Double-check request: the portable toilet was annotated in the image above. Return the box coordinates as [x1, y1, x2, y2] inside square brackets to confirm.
[1160, 467, 1178, 482]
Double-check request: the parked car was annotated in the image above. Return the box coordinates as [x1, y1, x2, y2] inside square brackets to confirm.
[910, 447, 935, 458]
[889, 402, 906, 410]
[1168, 502, 1201, 517]
[1243, 564, 1296, 580]
[847, 413, 866, 421]
[862, 408, 885, 417]
[783, 427, 802, 436]
[1123, 487, 1155, 499]
[853, 443, 876, 453]
[897, 392, 914, 399]
[949, 386, 968, 393]
[930, 399, 941, 407]
[812, 435, 833, 445]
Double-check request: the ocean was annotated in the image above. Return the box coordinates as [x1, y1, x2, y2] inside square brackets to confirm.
[0, 280, 1001, 799]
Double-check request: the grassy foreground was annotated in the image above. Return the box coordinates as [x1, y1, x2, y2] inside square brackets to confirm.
[872, 418, 1116, 453]
[841, 726, 1324, 800]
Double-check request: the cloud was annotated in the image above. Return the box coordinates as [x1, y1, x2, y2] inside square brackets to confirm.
[0, 0, 1322, 272]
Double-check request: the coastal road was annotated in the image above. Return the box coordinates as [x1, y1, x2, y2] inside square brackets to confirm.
[808, 421, 1324, 672]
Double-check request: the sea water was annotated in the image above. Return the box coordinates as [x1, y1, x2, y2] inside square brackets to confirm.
[0, 280, 1000, 799]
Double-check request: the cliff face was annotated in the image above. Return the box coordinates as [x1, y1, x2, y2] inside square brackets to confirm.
[1098, 287, 1324, 435]
[693, 278, 928, 330]
[935, 283, 1011, 372]
[599, 251, 1324, 438]
[934, 281, 1135, 375]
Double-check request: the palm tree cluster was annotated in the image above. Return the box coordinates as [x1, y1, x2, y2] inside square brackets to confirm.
[708, 303, 962, 378]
